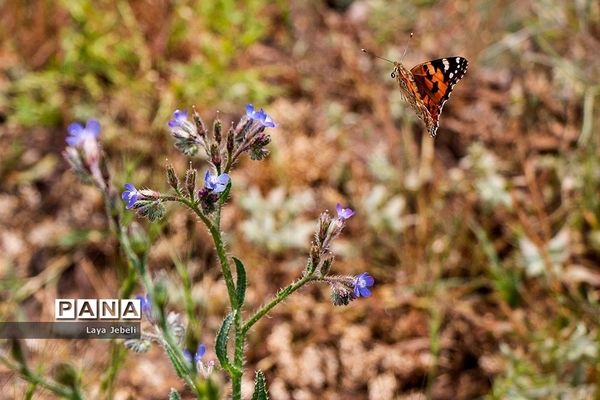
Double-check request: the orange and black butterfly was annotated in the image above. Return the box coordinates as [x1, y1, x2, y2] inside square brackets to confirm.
[363, 45, 468, 137]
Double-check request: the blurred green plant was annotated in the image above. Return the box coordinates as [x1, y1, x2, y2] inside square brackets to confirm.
[4, 0, 280, 129]
[490, 324, 598, 399]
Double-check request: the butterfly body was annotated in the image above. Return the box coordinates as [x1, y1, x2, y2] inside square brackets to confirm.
[392, 57, 468, 137]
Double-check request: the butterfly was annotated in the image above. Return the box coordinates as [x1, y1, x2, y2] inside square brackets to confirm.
[363, 49, 469, 137]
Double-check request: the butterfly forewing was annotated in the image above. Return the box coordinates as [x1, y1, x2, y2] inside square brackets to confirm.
[409, 57, 468, 136]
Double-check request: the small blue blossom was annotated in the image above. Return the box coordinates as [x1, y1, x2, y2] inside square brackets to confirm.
[353, 272, 374, 298]
[245, 104, 276, 128]
[183, 343, 213, 377]
[194, 343, 206, 364]
[336, 203, 355, 220]
[66, 119, 101, 146]
[135, 294, 155, 323]
[122, 183, 140, 209]
[168, 110, 189, 128]
[204, 171, 230, 193]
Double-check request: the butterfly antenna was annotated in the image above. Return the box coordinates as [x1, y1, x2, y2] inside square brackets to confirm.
[399, 32, 414, 61]
[361, 48, 395, 64]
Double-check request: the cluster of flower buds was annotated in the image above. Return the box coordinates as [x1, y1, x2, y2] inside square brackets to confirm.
[307, 203, 355, 277]
[305, 204, 374, 306]
[63, 119, 110, 190]
[167, 104, 276, 169]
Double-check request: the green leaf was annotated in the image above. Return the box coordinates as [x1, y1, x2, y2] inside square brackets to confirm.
[251, 370, 269, 400]
[216, 311, 235, 372]
[233, 257, 247, 307]
[169, 388, 182, 400]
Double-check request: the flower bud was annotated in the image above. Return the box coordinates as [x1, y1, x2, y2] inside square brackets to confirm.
[192, 106, 207, 139]
[168, 110, 203, 156]
[319, 255, 333, 276]
[327, 276, 357, 306]
[213, 113, 222, 144]
[305, 244, 320, 275]
[210, 144, 221, 170]
[185, 167, 197, 199]
[316, 211, 332, 246]
[124, 338, 152, 353]
[134, 200, 166, 222]
[166, 163, 180, 191]
[226, 123, 235, 157]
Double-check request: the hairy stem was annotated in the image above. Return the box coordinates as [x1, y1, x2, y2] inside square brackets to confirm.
[242, 274, 314, 335]
[180, 199, 238, 309]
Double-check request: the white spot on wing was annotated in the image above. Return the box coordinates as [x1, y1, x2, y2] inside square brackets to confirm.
[443, 59, 450, 71]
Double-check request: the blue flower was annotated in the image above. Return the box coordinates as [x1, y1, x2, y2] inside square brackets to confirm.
[245, 104, 276, 128]
[168, 110, 189, 128]
[183, 343, 215, 377]
[336, 203, 355, 220]
[66, 119, 101, 146]
[183, 343, 207, 366]
[122, 183, 140, 209]
[204, 171, 230, 193]
[135, 294, 155, 323]
[353, 272, 374, 298]
[194, 343, 206, 364]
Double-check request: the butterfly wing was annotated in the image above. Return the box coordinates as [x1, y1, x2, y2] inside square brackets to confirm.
[410, 57, 468, 136]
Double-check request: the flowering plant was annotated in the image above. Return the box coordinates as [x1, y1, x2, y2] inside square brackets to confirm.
[58, 104, 374, 399]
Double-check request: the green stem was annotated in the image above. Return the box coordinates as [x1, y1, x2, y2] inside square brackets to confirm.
[231, 309, 245, 400]
[179, 198, 238, 309]
[0, 355, 80, 399]
[173, 255, 198, 335]
[100, 189, 136, 399]
[242, 274, 314, 335]
[106, 190, 204, 397]
[158, 312, 204, 398]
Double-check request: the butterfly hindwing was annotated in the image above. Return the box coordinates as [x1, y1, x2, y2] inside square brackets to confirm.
[409, 57, 468, 136]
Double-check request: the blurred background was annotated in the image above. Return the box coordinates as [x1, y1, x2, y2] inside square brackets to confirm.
[1, 0, 599, 398]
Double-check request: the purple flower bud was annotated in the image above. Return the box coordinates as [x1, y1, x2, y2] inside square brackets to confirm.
[122, 183, 140, 209]
[336, 203, 355, 220]
[353, 272, 374, 298]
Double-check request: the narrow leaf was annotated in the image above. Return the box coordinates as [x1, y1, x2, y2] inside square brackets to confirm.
[233, 257, 247, 307]
[216, 311, 235, 371]
[251, 370, 269, 400]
